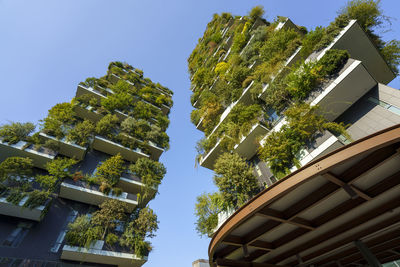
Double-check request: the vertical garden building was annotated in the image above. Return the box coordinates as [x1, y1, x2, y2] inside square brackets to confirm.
[0, 62, 173, 266]
[189, 5, 400, 267]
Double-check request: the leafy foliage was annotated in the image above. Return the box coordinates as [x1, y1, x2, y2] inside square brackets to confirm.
[95, 154, 125, 186]
[0, 157, 33, 183]
[120, 207, 158, 258]
[130, 158, 166, 203]
[259, 103, 348, 177]
[194, 192, 223, 236]
[214, 153, 260, 209]
[66, 120, 94, 147]
[0, 122, 35, 144]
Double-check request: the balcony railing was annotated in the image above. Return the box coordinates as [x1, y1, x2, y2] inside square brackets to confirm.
[0, 195, 51, 221]
[59, 181, 138, 213]
[0, 139, 56, 169]
[61, 240, 146, 267]
[39, 133, 87, 161]
[92, 136, 149, 163]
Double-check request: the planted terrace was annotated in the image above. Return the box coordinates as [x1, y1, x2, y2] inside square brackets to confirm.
[61, 199, 158, 266]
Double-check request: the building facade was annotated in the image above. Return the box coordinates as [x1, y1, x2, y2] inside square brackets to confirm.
[0, 62, 173, 266]
[189, 6, 399, 266]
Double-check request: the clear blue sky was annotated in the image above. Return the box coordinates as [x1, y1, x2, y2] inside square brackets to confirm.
[0, 1, 399, 266]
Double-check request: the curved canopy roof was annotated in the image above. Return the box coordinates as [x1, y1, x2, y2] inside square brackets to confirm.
[209, 124, 400, 267]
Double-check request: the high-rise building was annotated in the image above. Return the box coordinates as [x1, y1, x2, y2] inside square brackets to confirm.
[0, 62, 173, 266]
[189, 5, 400, 266]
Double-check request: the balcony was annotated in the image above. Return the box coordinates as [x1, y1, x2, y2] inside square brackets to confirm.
[75, 84, 107, 101]
[73, 102, 128, 123]
[196, 117, 206, 132]
[211, 209, 235, 237]
[0, 139, 56, 169]
[313, 19, 395, 84]
[92, 136, 149, 162]
[260, 58, 376, 146]
[59, 182, 138, 213]
[233, 123, 269, 160]
[73, 104, 104, 123]
[207, 81, 256, 137]
[259, 45, 303, 100]
[61, 240, 146, 267]
[291, 131, 348, 172]
[39, 133, 87, 161]
[199, 122, 269, 170]
[275, 17, 302, 33]
[308, 58, 376, 121]
[199, 137, 226, 170]
[0, 195, 51, 221]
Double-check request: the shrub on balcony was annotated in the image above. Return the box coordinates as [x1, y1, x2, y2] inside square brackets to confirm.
[194, 192, 223, 236]
[46, 157, 77, 180]
[214, 153, 261, 209]
[146, 125, 169, 149]
[66, 120, 94, 147]
[249, 5, 265, 22]
[101, 92, 134, 113]
[6, 189, 26, 205]
[121, 117, 150, 141]
[0, 122, 35, 145]
[65, 199, 128, 248]
[42, 103, 76, 139]
[120, 207, 158, 258]
[95, 114, 119, 139]
[258, 103, 348, 177]
[95, 154, 125, 187]
[23, 190, 49, 209]
[0, 157, 33, 184]
[130, 158, 166, 202]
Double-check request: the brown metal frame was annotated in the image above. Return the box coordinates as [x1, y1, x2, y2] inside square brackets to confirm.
[209, 124, 400, 266]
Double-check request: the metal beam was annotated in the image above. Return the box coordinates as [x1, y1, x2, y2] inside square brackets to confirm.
[353, 240, 382, 267]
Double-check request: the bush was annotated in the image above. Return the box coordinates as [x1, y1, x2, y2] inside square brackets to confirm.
[213, 153, 260, 209]
[0, 157, 33, 183]
[130, 158, 166, 200]
[66, 120, 94, 147]
[318, 49, 350, 76]
[23, 190, 49, 209]
[36, 175, 57, 192]
[249, 5, 265, 21]
[45, 157, 77, 180]
[95, 114, 119, 138]
[7, 189, 25, 205]
[0, 122, 35, 144]
[120, 207, 158, 257]
[105, 233, 119, 246]
[42, 103, 75, 139]
[95, 154, 125, 186]
[258, 103, 348, 177]
[194, 192, 223, 236]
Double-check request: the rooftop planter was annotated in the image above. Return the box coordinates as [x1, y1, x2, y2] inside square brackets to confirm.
[61, 240, 146, 267]
[92, 136, 149, 162]
[39, 132, 87, 161]
[59, 182, 138, 213]
[0, 194, 51, 221]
